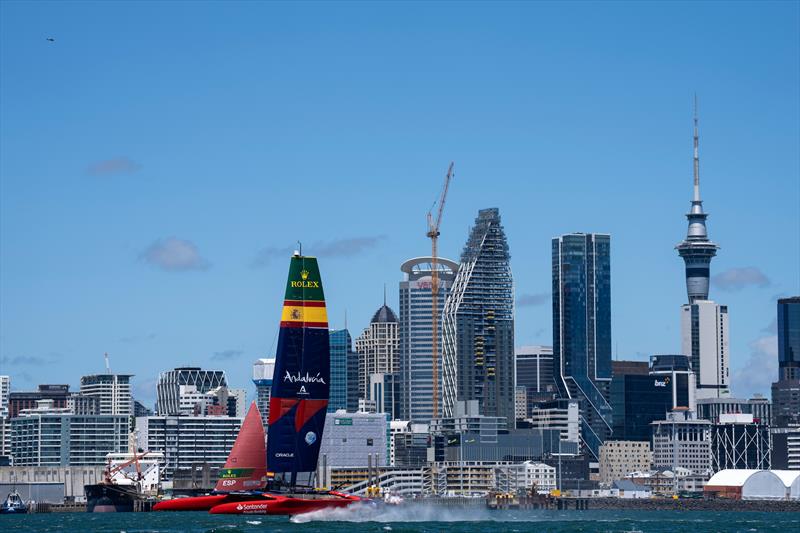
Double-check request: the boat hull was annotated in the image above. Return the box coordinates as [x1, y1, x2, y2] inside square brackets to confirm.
[152, 494, 229, 511]
[85, 484, 141, 513]
[209, 492, 362, 516]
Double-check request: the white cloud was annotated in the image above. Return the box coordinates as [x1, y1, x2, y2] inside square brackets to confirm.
[712, 267, 770, 291]
[731, 334, 778, 398]
[140, 237, 210, 272]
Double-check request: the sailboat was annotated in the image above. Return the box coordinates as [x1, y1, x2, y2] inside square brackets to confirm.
[155, 252, 363, 515]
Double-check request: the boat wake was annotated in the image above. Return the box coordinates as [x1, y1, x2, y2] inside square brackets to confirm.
[290, 502, 498, 523]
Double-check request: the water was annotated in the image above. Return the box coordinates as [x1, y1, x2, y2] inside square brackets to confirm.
[1, 505, 799, 532]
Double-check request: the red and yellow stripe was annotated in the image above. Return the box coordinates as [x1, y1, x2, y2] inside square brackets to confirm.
[280, 299, 328, 329]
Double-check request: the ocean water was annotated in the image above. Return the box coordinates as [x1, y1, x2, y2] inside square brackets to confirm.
[1, 505, 799, 532]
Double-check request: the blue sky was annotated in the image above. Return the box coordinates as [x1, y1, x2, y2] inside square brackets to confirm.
[1, 1, 798, 407]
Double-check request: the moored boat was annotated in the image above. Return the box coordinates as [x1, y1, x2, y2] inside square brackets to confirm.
[0, 489, 28, 514]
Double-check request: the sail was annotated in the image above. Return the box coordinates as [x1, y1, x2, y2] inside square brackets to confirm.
[214, 402, 268, 492]
[266, 254, 330, 476]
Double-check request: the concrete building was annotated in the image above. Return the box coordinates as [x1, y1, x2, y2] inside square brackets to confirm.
[651, 410, 712, 475]
[0, 417, 11, 463]
[681, 300, 730, 399]
[599, 441, 653, 483]
[136, 414, 242, 480]
[552, 232, 613, 459]
[697, 396, 772, 425]
[515, 386, 527, 420]
[526, 399, 580, 444]
[356, 304, 399, 403]
[11, 400, 127, 466]
[495, 461, 557, 494]
[0, 375, 9, 418]
[331, 467, 427, 497]
[399, 256, 458, 423]
[8, 384, 70, 418]
[442, 208, 515, 423]
[711, 413, 771, 471]
[0, 466, 104, 502]
[79, 373, 133, 416]
[156, 367, 227, 416]
[318, 411, 389, 468]
[67, 393, 100, 415]
[771, 426, 800, 470]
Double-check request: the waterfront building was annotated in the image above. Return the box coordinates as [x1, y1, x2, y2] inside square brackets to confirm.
[771, 426, 800, 470]
[11, 400, 127, 466]
[778, 297, 800, 380]
[399, 256, 458, 422]
[0, 466, 105, 502]
[322, 466, 427, 497]
[515, 346, 557, 410]
[318, 411, 389, 468]
[552, 232, 613, 459]
[442, 208, 515, 423]
[525, 399, 580, 444]
[79, 373, 133, 416]
[495, 461, 557, 494]
[328, 330, 352, 412]
[611, 367, 683, 442]
[696, 396, 772, 425]
[355, 304, 399, 402]
[710, 413, 771, 471]
[8, 384, 70, 418]
[0, 417, 11, 463]
[392, 423, 430, 468]
[651, 410, 712, 475]
[156, 367, 227, 415]
[136, 414, 242, 480]
[599, 441, 652, 484]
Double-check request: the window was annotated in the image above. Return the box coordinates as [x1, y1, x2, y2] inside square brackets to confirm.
[367, 438, 374, 446]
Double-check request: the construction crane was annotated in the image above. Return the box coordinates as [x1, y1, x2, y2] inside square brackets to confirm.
[427, 162, 454, 419]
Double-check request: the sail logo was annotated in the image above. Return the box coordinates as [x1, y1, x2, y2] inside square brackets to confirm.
[283, 371, 326, 385]
[301, 269, 309, 280]
[290, 280, 320, 288]
[275, 452, 294, 458]
[305, 431, 317, 445]
[654, 377, 671, 387]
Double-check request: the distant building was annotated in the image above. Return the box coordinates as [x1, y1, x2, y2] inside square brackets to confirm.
[253, 358, 275, 426]
[552, 232, 613, 459]
[355, 304, 399, 403]
[442, 208, 515, 423]
[711, 413, 771, 471]
[399, 256, 458, 422]
[681, 300, 730, 399]
[369, 372, 401, 419]
[599, 441, 652, 483]
[392, 422, 430, 468]
[67, 393, 100, 415]
[696, 396, 771, 426]
[79, 373, 132, 416]
[772, 380, 800, 427]
[136, 414, 242, 480]
[156, 367, 227, 415]
[515, 346, 557, 410]
[777, 296, 800, 380]
[526, 399, 580, 444]
[346, 348, 360, 413]
[8, 385, 70, 418]
[495, 461, 558, 494]
[0, 376, 9, 418]
[651, 410, 712, 475]
[11, 400, 127, 466]
[771, 426, 800, 470]
[133, 400, 153, 418]
[318, 411, 388, 468]
[649, 354, 697, 411]
[328, 331, 352, 413]
[611, 368, 682, 442]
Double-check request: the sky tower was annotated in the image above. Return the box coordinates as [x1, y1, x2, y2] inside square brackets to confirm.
[676, 99, 719, 303]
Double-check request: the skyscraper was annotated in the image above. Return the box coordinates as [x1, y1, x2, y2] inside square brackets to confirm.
[442, 208, 515, 423]
[552, 232, 613, 459]
[399, 257, 458, 422]
[156, 367, 227, 415]
[329, 329, 353, 412]
[777, 296, 800, 381]
[355, 304, 399, 402]
[675, 107, 729, 400]
[79, 373, 133, 416]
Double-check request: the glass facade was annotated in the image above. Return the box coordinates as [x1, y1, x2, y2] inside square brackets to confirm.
[329, 329, 353, 413]
[552, 233, 613, 459]
[778, 297, 800, 380]
[610, 375, 677, 441]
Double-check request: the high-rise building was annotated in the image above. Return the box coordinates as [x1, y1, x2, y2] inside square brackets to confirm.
[442, 208, 515, 423]
[8, 385, 70, 418]
[681, 301, 730, 399]
[346, 348, 360, 413]
[329, 330, 352, 413]
[552, 232, 613, 459]
[675, 108, 729, 400]
[515, 346, 556, 406]
[253, 358, 275, 427]
[156, 367, 227, 415]
[355, 304, 399, 402]
[599, 441, 652, 484]
[778, 297, 800, 380]
[368, 372, 401, 419]
[0, 376, 10, 418]
[79, 374, 133, 416]
[399, 256, 458, 422]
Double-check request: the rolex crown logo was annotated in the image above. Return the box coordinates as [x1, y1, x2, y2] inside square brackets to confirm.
[300, 269, 309, 280]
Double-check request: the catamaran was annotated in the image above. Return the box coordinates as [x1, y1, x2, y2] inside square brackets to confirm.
[155, 252, 363, 515]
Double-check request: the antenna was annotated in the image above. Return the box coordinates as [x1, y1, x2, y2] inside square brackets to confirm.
[693, 94, 701, 202]
[383, 283, 387, 307]
[104, 352, 111, 373]
[296, 240, 303, 256]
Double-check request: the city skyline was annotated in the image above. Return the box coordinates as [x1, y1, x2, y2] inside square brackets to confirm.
[1, 2, 798, 405]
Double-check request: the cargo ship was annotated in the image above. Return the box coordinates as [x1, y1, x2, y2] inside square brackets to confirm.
[155, 252, 363, 515]
[85, 451, 161, 512]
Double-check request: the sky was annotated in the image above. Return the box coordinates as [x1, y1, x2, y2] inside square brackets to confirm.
[1, 1, 798, 408]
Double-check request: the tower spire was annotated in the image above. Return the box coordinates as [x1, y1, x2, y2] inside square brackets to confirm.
[693, 94, 701, 203]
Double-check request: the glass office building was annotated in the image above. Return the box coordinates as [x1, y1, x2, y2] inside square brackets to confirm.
[329, 329, 354, 413]
[552, 233, 612, 459]
[778, 297, 800, 381]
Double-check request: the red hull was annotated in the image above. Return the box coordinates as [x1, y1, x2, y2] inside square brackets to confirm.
[153, 495, 230, 511]
[209, 492, 361, 516]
